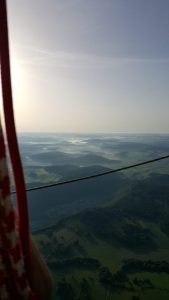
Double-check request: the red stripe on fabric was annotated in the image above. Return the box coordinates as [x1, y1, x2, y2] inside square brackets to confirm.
[0, 0, 31, 279]
[0, 205, 6, 219]
[0, 175, 10, 198]
[0, 135, 6, 159]
[0, 221, 21, 299]
[10, 243, 22, 265]
[0, 269, 6, 285]
[29, 291, 38, 300]
[16, 273, 27, 290]
[6, 210, 15, 232]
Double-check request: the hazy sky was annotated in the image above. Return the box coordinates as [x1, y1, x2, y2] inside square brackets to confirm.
[3, 0, 169, 133]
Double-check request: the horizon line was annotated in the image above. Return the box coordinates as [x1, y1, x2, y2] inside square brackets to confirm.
[17, 131, 169, 135]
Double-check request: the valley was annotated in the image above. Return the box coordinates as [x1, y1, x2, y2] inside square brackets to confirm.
[13, 133, 169, 299]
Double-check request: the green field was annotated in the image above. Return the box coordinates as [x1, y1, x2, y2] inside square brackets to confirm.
[33, 219, 169, 299]
[33, 173, 169, 300]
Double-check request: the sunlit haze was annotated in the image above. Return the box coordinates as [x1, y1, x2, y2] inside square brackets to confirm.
[3, 0, 169, 133]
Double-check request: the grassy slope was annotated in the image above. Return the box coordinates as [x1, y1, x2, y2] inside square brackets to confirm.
[33, 174, 169, 300]
[34, 216, 169, 299]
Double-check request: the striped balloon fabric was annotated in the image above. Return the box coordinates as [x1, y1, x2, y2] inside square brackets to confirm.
[0, 123, 35, 299]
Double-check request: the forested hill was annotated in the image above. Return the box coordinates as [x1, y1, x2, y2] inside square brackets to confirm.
[33, 173, 169, 300]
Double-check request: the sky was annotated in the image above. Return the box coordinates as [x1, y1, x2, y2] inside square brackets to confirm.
[2, 0, 169, 133]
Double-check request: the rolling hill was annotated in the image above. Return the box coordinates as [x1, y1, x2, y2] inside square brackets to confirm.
[33, 173, 169, 300]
